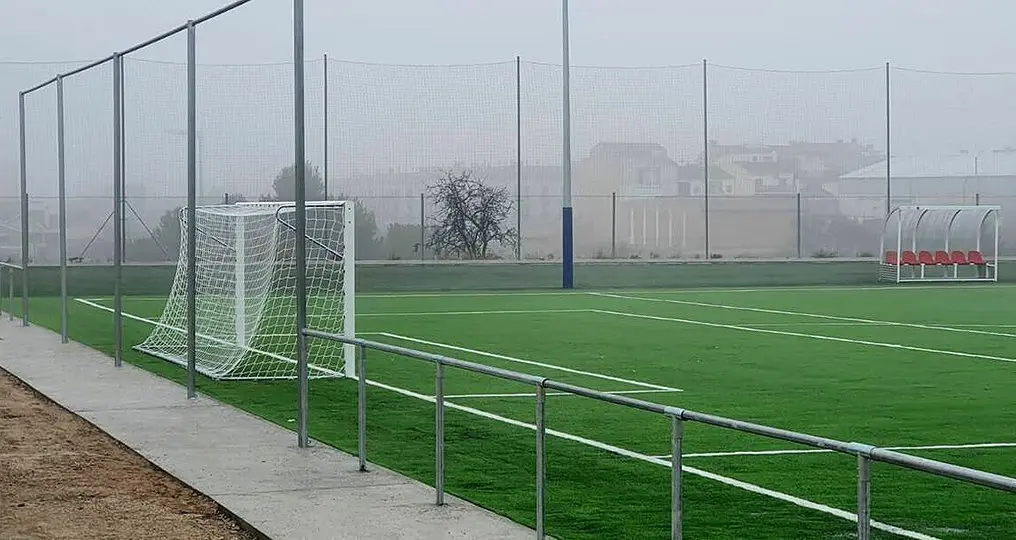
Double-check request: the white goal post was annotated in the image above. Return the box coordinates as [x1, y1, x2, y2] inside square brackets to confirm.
[878, 205, 1000, 283]
[135, 200, 355, 380]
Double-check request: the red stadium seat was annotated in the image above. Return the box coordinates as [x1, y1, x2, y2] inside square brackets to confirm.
[968, 250, 987, 265]
[918, 251, 935, 266]
[885, 251, 898, 265]
[901, 251, 918, 265]
[951, 250, 969, 265]
[934, 251, 951, 265]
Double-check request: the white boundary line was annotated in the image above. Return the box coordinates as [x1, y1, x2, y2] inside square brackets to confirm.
[71, 297, 935, 539]
[592, 309, 1016, 365]
[357, 309, 594, 317]
[376, 332, 682, 392]
[447, 390, 678, 398]
[652, 442, 1016, 460]
[592, 292, 1016, 339]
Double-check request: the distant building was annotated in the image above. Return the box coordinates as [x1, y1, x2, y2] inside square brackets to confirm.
[838, 151, 1016, 221]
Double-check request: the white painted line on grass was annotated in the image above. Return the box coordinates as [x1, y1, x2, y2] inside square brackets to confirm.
[592, 309, 1016, 365]
[376, 332, 682, 392]
[444, 389, 682, 399]
[373, 379, 936, 540]
[652, 442, 1016, 460]
[357, 309, 594, 317]
[592, 292, 1016, 339]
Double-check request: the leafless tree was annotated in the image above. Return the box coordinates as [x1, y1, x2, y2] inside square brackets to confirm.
[427, 170, 517, 259]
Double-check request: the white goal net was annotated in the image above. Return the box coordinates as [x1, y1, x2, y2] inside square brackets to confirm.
[135, 201, 355, 380]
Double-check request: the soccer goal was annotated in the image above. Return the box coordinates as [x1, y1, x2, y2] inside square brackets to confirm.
[135, 201, 355, 380]
[879, 205, 1000, 283]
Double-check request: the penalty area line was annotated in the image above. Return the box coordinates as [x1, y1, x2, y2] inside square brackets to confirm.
[376, 331, 682, 392]
[592, 309, 1016, 365]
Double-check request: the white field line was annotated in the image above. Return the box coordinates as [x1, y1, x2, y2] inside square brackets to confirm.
[752, 322, 1016, 329]
[357, 309, 594, 317]
[592, 309, 1016, 365]
[73, 299, 347, 376]
[444, 389, 681, 399]
[73, 299, 933, 538]
[652, 442, 1016, 460]
[373, 379, 936, 540]
[592, 292, 1016, 339]
[376, 332, 682, 392]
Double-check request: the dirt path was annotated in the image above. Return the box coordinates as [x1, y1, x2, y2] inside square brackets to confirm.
[0, 368, 256, 540]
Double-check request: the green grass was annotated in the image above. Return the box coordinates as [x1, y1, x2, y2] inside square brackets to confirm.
[14, 283, 1016, 539]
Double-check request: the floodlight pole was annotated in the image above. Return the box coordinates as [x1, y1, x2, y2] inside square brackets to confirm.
[561, 0, 574, 289]
[294, 0, 311, 449]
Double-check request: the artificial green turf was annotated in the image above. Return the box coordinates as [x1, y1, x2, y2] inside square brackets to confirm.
[12, 284, 1016, 539]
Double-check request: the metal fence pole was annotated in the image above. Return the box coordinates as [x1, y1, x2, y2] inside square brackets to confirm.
[435, 361, 446, 505]
[323, 53, 329, 199]
[611, 192, 617, 258]
[671, 416, 684, 540]
[536, 384, 547, 539]
[560, 0, 574, 289]
[7, 268, 13, 322]
[18, 92, 29, 327]
[516, 55, 523, 261]
[885, 62, 891, 217]
[56, 75, 68, 344]
[857, 454, 872, 540]
[420, 193, 425, 260]
[796, 192, 802, 259]
[358, 344, 368, 472]
[186, 22, 197, 392]
[294, 0, 310, 448]
[113, 55, 124, 368]
[702, 59, 710, 259]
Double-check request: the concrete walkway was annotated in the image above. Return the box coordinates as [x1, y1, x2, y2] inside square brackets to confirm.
[0, 318, 535, 540]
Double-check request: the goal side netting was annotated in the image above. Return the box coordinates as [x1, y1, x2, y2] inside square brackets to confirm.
[878, 205, 1000, 283]
[135, 201, 355, 380]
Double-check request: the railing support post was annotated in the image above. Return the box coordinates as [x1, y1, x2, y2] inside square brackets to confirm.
[671, 416, 684, 540]
[435, 361, 446, 505]
[358, 344, 368, 472]
[536, 384, 547, 539]
[857, 454, 872, 540]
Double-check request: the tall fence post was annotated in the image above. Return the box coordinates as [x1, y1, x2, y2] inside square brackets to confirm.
[435, 361, 446, 505]
[293, 0, 310, 448]
[18, 92, 29, 327]
[535, 383, 547, 539]
[611, 192, 617, 258]
[671, 415, 684, 540]
[702, 59, 710, 259]
[796, 192, 802, 259]
[857, 454, 872, 540]
[885, 61, 891, 217]
[113, 54, 125, 368]
[560, 0, 574, 289]
[323, 53, 329, 199]
[56, 75, 68, 344]
[419, 193, 426, 260]
[7, 267, 14, 322]
[186, 21, 198, 391]
[516, 55, 523, 261]
[358, 344, 368, 472]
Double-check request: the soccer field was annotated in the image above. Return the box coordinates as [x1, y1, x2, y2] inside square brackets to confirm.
[29, 284, 1016, 539]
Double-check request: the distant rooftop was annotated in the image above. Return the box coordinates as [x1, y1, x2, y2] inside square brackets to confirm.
[841, 152, 1016, 180]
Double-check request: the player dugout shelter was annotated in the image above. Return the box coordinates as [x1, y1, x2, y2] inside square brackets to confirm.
[880, 205, 1000, 283]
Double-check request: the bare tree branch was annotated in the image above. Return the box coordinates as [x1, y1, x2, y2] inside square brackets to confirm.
[426, 170, 517, 259]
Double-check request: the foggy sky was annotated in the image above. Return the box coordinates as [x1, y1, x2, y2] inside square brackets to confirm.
[3, 0, 1014, 71]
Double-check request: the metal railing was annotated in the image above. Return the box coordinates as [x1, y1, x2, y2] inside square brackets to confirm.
[302, 329, 1016, 540]
[0, 262, 23, 324]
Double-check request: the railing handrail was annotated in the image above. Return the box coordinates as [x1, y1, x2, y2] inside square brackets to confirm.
[0, 262, 24, 271]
